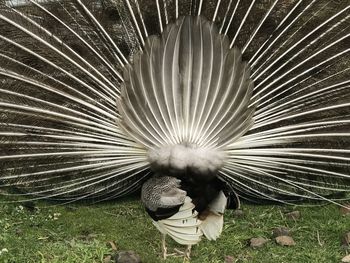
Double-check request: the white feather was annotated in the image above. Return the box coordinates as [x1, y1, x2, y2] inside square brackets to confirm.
[200, 213, 224, 241]
[153, 197, 203, 245]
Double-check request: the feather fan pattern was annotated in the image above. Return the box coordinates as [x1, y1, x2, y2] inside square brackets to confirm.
[0, 0, 349, 203]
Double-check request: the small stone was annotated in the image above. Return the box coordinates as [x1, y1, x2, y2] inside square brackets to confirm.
[275, 236, 296, 246]
[232, 209, 244, 218]
[115, 251, 142, 263]
[341, 232, 350, 248]
[225, 255, 235, 263]
[272, 227, 290, 237]
[341, 255, 350, 263]
[285, 211, 301, 220]
[250, 237, 269, 248]
[340, 204, 350, 215]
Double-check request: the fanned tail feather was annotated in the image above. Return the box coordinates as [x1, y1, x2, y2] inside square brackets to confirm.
[0, 0, 149, 200]
[0, 0, 349, 204]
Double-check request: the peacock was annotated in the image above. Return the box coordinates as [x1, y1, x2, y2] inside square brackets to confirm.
[0, 0, 350, 259]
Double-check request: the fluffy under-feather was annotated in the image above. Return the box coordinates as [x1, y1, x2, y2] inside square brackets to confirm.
[148, 144, 226, 174]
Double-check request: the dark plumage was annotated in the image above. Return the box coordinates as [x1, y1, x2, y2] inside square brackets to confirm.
[179, 175, 240, 213]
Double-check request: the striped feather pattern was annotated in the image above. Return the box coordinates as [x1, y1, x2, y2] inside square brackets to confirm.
[152, 197, 203, 245]
[118, 16, 254, 149]
[0, 0, 348, 204]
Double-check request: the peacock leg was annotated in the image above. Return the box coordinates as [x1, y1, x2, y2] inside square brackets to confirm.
[161, 233, 167, 259]
[174, 245, 192, 260]
[185, 245, 192, 259]
[161, 234, 178, 259]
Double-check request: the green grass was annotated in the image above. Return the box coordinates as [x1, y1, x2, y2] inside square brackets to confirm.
[0, 196, 349, 263]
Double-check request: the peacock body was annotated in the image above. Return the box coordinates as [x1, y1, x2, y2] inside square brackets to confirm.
[0, 0, 350, 259]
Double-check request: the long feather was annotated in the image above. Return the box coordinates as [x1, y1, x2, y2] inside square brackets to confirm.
[0, 0, 349, 205]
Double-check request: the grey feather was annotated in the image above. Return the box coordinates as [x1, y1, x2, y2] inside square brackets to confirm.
[141, 176, 186, 211]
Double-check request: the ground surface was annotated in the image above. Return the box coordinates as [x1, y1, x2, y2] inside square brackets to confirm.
[0, 196, 349, 263]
